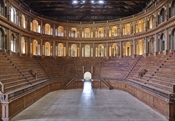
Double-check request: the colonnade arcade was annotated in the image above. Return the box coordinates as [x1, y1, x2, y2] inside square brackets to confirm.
[0, 0, 175, 58]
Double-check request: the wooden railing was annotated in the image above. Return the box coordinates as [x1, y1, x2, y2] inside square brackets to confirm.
[100, 78, 113, 90]
[65, 77, 76, 89]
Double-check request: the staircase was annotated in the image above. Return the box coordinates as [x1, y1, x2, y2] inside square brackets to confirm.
[125, 55, 142, 79]
[34, 56, 52, 80]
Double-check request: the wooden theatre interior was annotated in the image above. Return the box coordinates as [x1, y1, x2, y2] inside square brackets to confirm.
[0, 0, 175, 121]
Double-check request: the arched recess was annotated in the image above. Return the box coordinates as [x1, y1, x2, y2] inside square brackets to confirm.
[84, 72, 92, 80]
[45, 42, 50, 56]
[171, 0, 175, 17]
[124, 24, 131, 35]
[45, 23, 51, 35]
[0, 28, 4, 50]
[10, 7, 16, 23]
[84, 28, 91, 38]
[159, 8, 165, 24]
[70, 28, 77, 38]
[125, 42, 131, 56]
[33, 40, 38, 55]
[71, 44, 78, 57]
[98, 44, 105, 57]
[58, 26, 64, 37]
[109, 26, 118, 37]
[21, 37, 26, 54]
[136, 20, 144, 33]
[32, 20, 39, 32]
[21, 14, 26, 29]
[136, 40, 144, 55]
[11, 34, 15, 52]
[0, 0, 5, 16]
[160, 34, 165, 52]
[57, 43, 64, 57]
[149, 15, 154, 29]
[148, 37, 155, 54]
[98, 28, 104, 38]
[110, 43, 119, 57]
[84, 44, 90, 57]
[171, 29, 175, 50]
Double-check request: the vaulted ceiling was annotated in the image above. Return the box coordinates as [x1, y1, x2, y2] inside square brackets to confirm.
[19, 0, 151, 21]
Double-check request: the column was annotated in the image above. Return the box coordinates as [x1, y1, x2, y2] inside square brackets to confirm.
[144, 18, 148, 32]
[40, 21, 43, 34]
[53, 41, 55, 57]
[66, 42, 69, 57]
[19, 34, 22, 56]
[40, 39, 43, 56]
[93, 43, 95, 58]
[120, 41, 123, 58]
[132, 40, 136, 57]
[154, 33, 158, 56]
[164, 29, 169, 54]
[106, 42, 109, 57]
[7, 29, 11, 54]
[7, 1, 10, 21]
[79, 43, 82, 57]
[144, 37, 148, 57]
[155, 11, 159, 27]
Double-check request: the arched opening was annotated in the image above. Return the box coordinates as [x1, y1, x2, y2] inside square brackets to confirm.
[10, 7, 16, 23]
[98, 28, 104, 38]
[85, 44, 90, 57]
[110, 26, 118, 37]
[136, 40, 144, 55]
[159, 8, 165, 24]
[57, 43, 64, 57]
[171, 0, 175, 17]
[110, 43, 119, 57]
[70, 28, 77, 38]
[83, 72, 92, 94]
[136, 20, 144, 33]
[0, 0, 5, 16]
[149, 15, 154, 29]
[21, 14, 26, 29]
[11, 34, 15, 52]
[45, 42, 50, 56]
[160, 34, 165, 52]
[45, 24, 51, 35]
[148, 37, 154, 54]
[98, 44, 105, 57]
[33, 40, 38, 55]
[124, 24, 131, 35]
[0, 28, 4, 50]
[32, 20, 39, 32]
[58, 26, 64, 37]
[125, 42, 131, 56]
[84, 72, 92, 81]
[84, 28, 91, 38]
[71, 44, 78, 57]
[21, 37, 25, 54]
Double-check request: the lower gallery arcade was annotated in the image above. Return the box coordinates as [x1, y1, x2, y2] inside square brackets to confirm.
[0, 0, 175, 121]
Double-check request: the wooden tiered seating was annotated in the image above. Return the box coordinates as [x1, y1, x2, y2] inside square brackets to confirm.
[127, 52, 175, 97]
[101, 56, 141, 80]
[0, 52, 30, 93]
[4, 53, 50, 86]
[36, 56, 75, 85]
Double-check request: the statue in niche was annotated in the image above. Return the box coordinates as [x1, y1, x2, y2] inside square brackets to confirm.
[45, 46, 48, 56]
[99, 46, 104, 57]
